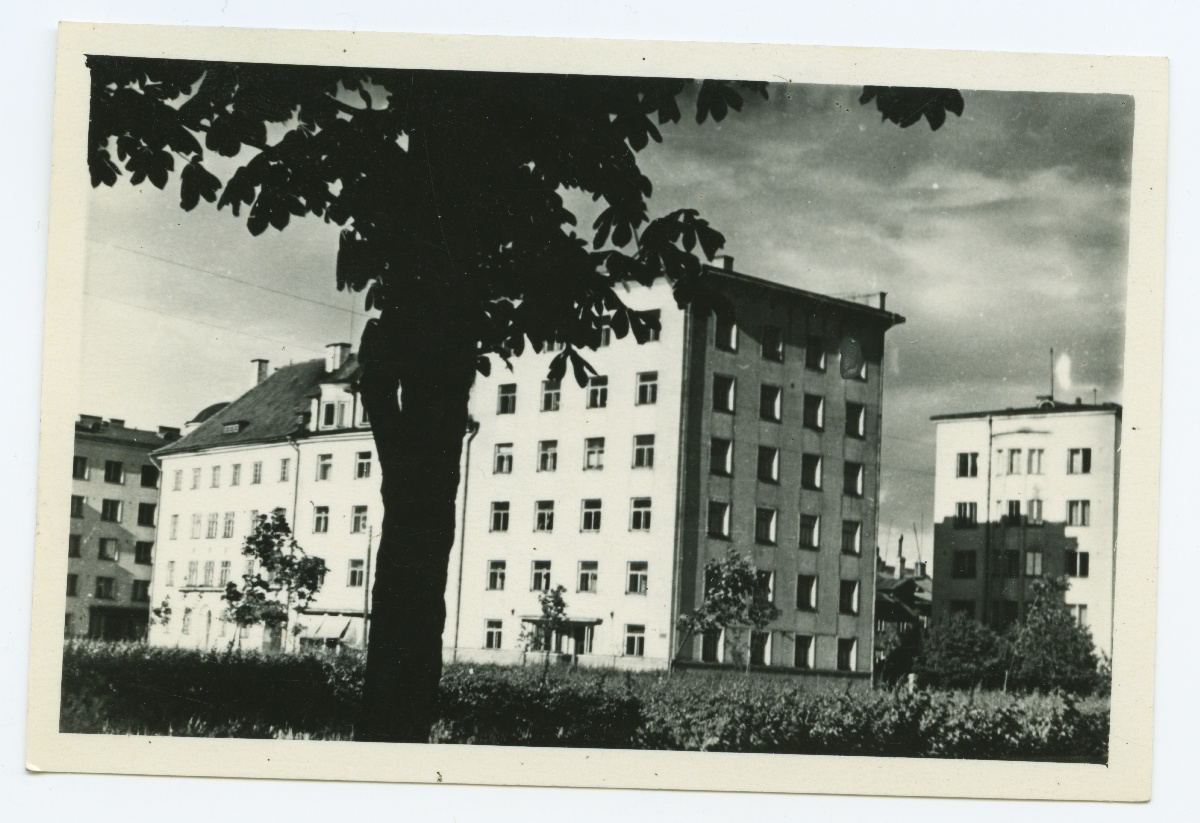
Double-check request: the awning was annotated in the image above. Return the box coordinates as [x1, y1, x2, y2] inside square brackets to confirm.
[300, 617, 351, 640]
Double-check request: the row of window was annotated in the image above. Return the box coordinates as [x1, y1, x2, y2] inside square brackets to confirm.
[713, 318, 862, 382]
[955, 447, 1094, 478]
[67, 534, 153, 564]
[497, 371, 658, 415]
[951, 549, 1091, 580]
[66, 573, 150, 602]
[489, 498, 651, 534]
[486, 559, 649, 594]
[170, 506, 371, 540]
[72, 457, 160, 488]
[316, 399, 369, 430]
[953, 499, 1091, 527]
[706, 498, 864, 554]
[494, 435, 656, 474]
[69, 496, 156, 526]
[160, 557, 367, 590]
[948, 599, 1090, 629]
[711, 440, 865, 493]
[170, 454, 334, 491]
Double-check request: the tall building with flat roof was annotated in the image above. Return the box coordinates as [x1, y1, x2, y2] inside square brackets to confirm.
[929, 400, 1121, 658]
[69, 415, 179, 639]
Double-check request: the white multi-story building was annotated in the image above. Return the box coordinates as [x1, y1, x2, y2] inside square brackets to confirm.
[149, 265, 905, 677]
[930, 400, 1121, 658]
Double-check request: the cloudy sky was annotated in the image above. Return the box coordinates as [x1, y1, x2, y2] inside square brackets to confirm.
[81, 80, 1133, 563]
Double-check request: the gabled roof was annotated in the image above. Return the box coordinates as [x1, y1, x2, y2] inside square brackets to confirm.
[155, 358, 344, 457]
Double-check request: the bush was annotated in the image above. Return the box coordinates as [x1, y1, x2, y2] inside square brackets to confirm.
[914, 613, 1008, 690]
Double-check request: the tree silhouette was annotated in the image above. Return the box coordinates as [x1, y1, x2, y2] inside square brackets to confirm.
[86, 56, 962, 741]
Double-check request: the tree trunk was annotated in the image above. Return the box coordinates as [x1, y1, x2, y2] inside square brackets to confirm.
[355, 296, 476, 743]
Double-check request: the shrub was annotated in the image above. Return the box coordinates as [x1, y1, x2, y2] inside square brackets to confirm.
[914, 613, 1008, 690]
[1007, 577, 1102, 695]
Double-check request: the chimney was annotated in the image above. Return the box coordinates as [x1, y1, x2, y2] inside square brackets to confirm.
[714, 255, 735, 272]
[879, 291, 887, 311]
[899, 554, 907, 579]
[158, 426, 181, 442]
[916, 561, 928, 579]
[325, 343, 352, 373]
[252, 359, 269, 385]
[1075, 397, 1082, 405]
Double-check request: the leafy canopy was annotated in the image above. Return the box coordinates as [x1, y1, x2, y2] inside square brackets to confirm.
[222, 508, 329, 632]
[87, 57, 962, 382]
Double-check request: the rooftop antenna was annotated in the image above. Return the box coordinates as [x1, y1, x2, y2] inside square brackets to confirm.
[1049, 347, 1054, 403]
[1093, 387, 1098, 405]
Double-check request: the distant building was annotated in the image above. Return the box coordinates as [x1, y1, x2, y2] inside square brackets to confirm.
[929, 400, 1121, 657]
[68, 415, 179, 639]
[873, 552, 931, 668]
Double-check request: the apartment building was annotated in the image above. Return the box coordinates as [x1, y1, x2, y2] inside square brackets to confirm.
[68, 415, 179, 639]
[147, 346, 379, 651]
[450, 265, 905, 674]
[929, 400, 1121, 657]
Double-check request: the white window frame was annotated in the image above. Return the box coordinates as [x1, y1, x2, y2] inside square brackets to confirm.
[581, 499, 602, 532]
[587, 376, 609, 409]
[493, 443, 513, 474]
[584, 437, 605, 470]
[636, 371, 658, 405]
[538, 440, 558, 472]
[578, 561, 598, 593]
[316, 454, 333, 481]
[630, 498, 652, 531]
[633, 434, 655, 468]
[313, 506, 330, 534]
[490, 501, 510, 532]
[534, 500, 555, 532]
[487, 560, 507, 591]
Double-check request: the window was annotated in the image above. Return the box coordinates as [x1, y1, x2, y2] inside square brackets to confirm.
[796, 574, 817, 611]
[485, 620, 504, 650]
[219, 560, 231, 586]
[355, 451, 372, 479]
[531, 560, 551, 591]
[487, 561, 506, 591]
[541, 379, 561, 412]
[172, 469, 182, 491]
[756, 570, 775, 604]
[493, 443, 513, 474]
[714, 315, 737, 352]
[348, 559, 365, 587]
[951, 550, 977, 579]
[190, 514, 202, 539]
[841, 520, 862, 555]
[490, 501, 510, 532]
[707, 500, 731, 538]
[1005, 449, 1021, 475]
[801, 454, 822, 490]
[98, 538, 119, 560]
[249, 510, 259, 531]
[229, 463, 241, 486]
[624, 624, 646, 657]
[537, 440, 558, 472]
[206, 513, 219, 538]
[70, 495, 84, 518]
[712, 374, 736, 413]
[104, 460, 124, 484]
[497, 383, 517, 414]
[211, 466, 221, 487]
[1068, 500, 1091, 527]
[630, 498, 652, 531]
[956, 452, 979, 478]
[995, 550, 1021, 578]
[138, 502, 157, 527]
[186, 561, 198, 586]
[757, 446, 780, 483]
[761, 324, 783, 361]
[759, 384, 782, 422]
[803, 394, 824, 430]
[1028, 499, 1044, 525]
[837, 638, 857, 672]
[845, 402, 866, 438]
[535, 500, 555, 532]
[322, 402, 337, 427]
[749, 631, 771, 667]
[94, 577, 116, 600]
[1070, 604, 1089, 627]
[954, 502, 978, 528]
[587, 376, 608, 409]
[203, 560, 215, 587]
[799, 514, 820, 549]
[1007, 500, 1022, 524]
[701, 630, 722, 663]
[1027, 448, 1044, 474]
[793, 635, 814, 669]
[100, 499, 122, 523]
[279, 458, 290, 482]
[134, 541, 153, 565]
[841, 346, 867, 381]
[710, 438, 733, 476]
[839, 580, 859, 615]
[643, 310, 661, 342]
[251, 462, 262, 484]
[1025, 550, 1043, 577]
[633, 434, 655, 468]
[191, 468, 201, 489]
[351, 505, 369, 534]
[805, 336, 826, 371]
[316, 454, 333, 481]
[1066, 550, 1090, 578]
[581, 499, 602, 532]
[1068, 448, 1092, 475]
[181, 609, 192, 635]
[599, 326, 612, 347]
[66, 574, 78, 597]
[755, 508, 778, 545]
[844, 462, 864, 497]
[636, 372, 658, 405]
[165, 560, 175, 587]
[584, 437, 606, 470]
[313, 506, 329, 533]
[68, 534, 82, 557]
[72, 456, 89, 480]
[578, 561, 598, 593]
[131, 580, 151, 603]
[140, 465, 159, 488]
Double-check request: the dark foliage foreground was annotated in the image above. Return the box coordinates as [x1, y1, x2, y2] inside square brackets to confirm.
[60, 642, 1108, 762]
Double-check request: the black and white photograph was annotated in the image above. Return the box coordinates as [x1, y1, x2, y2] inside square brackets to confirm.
[25, 20, 1167, 803]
